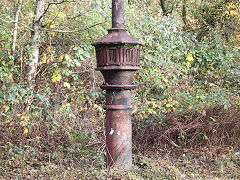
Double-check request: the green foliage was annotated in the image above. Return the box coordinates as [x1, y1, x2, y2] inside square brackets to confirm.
[191, 0, 239, 41]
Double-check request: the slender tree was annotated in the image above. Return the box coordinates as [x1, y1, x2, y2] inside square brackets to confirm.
[27, 0, 45, 90]
[159, 0, 168, 16]
[12, 0, 22, 56]
[182, 0, 187, 27]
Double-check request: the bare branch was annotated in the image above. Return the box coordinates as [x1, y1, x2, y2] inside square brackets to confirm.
[34, 0, 77, 25]
[43, 21, 106, 33]
[0, 17, 107, 33]
[0, 17, 34, 31]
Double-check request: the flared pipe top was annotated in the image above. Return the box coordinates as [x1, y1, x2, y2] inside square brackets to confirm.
[112, 0, 124, 28]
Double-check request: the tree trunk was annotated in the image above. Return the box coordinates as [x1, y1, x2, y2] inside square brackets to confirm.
[182, 0, 187, 26]
[27, 0, 45, 90]
[159, 0, 168, 16]
[12, 0, 22, 56]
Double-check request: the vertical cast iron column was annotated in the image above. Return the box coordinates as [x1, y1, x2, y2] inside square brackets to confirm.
[92, 0, 142, 169]
[106, 0, 131, 168]
[112, 0, 124, 28]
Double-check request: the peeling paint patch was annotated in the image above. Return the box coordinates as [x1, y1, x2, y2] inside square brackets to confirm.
[117, 131, 120, 135]
[109, 128, 114, 135]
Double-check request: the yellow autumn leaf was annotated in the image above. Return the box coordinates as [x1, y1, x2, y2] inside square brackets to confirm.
[187, 61, 192, 67]
[209, 83, 214, 87]
[230, 10, 239, 16]
[59, 55, 64, 61]
[131, 106, 137, 114]
[45, 19, 52, 28]
[65, 54, 71, 61]
[52, 69, 61, 75]
[42, 53, 47, 63]
[52, 74, 62, 83]
[50, 23, 55, 29]
[56, 18, 63, 24]
[186, 52, 194, 62]
[23, 128, 28, 135]
[172, 100, 177, 105]
[56, 74, 62, 81]
[58, 12, 66, 19]
[8, 73, 14, 82]
[51, 31, 55, 37]
[63, 82, 70, 88]
[166, 104, 171, 108]
[3, 105, 10, 112]
[228, 4, 237, 10]
[25, 116, 30, 121]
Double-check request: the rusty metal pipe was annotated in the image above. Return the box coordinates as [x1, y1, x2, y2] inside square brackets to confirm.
[112, 0, 125, 28]
[92, 0, 142, 169]
[105, 89, 132, 167]
[101, 71, 134, 168]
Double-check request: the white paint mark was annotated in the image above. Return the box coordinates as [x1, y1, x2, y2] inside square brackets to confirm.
[117, 131, 120, 135]
[109, 128, 114, 135]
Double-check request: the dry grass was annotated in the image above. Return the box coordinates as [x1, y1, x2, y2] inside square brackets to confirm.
[0, 146, 239, 179]
[133, 105, 240, 153]
[1, 106, 240, 179]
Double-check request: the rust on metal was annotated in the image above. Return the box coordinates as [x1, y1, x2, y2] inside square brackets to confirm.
[100, 71, 136, 85]
[92, 0, 142, 169]
[92, 28, 142, 71]
[92, 28, 142, 46]
[94, 43, 141, 70]
[105, 90, 132, 109]
[100, 84, 137, 90]
[106, 110, 132, 167]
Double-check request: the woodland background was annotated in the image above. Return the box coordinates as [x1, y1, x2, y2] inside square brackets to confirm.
[0, 0, 240, 179]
